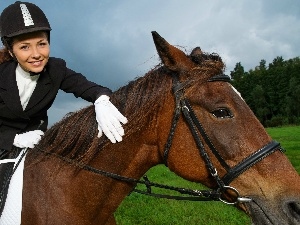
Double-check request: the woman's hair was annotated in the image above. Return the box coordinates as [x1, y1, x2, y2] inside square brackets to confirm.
[0, 47, 13, 64]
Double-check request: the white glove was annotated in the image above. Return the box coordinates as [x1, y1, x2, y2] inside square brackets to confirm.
[13, 130, 44, 148]
[94, 95, 128, 143]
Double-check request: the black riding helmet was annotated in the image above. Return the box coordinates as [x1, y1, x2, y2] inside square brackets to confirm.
[0, 1, 51, 47]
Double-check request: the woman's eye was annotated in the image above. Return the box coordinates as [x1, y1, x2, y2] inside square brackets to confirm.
[20, 45, 29, 50]
[211, 108, 233, 118]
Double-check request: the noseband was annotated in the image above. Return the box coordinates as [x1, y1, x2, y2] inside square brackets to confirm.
[163, 73, 284, 203]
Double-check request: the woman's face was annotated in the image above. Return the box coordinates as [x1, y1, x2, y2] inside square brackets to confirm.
[11, 31, 50, 73]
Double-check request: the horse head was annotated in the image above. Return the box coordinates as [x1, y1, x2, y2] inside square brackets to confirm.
[151, 31, 300, 224]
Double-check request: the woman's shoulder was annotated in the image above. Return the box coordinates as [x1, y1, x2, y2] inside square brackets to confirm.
[46, 57, 68, 74]
[47, 57, 66, 66]
[0, 60, 16, 73]
[0, 60, 14, 67]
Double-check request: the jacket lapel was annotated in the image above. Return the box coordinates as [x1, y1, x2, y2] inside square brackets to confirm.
[0, 62, 28, 119]
[24, 69, 52, 111]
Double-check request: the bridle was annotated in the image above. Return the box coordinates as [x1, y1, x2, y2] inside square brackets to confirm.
[30, 73, 284, 205]
[162, 73, 284, 204]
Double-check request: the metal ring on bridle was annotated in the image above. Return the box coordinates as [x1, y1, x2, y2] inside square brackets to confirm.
[218, 186, 252, 205]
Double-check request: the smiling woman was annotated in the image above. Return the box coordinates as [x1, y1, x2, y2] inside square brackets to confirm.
[0, 1, 127, 219]
[10, 31, 50, 74]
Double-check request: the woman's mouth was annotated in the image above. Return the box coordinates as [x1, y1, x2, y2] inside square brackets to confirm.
[29, 60, 43, 66]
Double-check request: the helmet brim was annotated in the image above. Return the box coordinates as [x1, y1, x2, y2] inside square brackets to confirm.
[5, 26, 51, 38]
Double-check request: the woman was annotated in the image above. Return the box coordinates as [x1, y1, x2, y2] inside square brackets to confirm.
[0, 1, 127, 213]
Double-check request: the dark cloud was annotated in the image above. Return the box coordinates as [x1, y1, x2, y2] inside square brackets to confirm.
[1, 0, 300, 126]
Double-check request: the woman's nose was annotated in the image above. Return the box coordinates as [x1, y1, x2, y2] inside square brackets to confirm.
[31, 47, 41, 59]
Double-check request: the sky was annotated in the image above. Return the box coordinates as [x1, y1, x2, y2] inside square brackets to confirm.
[1, 0, 300, 126]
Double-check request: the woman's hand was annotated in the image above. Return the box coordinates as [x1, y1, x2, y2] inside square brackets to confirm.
[94, 95, 128, 143]
[13, 130, 44, 148]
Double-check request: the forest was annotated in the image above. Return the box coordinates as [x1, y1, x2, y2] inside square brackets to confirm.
[230, 56, 300, 127]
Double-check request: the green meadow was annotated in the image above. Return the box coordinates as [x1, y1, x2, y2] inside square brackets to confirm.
[115, 126, 300, 225]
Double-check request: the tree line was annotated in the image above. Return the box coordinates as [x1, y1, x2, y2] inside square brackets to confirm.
[230, 56, 300, 127]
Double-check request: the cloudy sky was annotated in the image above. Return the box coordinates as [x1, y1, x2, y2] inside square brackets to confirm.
[1, 0, 300, 126]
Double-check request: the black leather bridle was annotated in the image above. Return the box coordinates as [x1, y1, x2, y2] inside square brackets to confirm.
[162, 73, 284, 204]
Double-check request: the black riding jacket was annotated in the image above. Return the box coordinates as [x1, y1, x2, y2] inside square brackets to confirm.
[0, 57, 112, 150]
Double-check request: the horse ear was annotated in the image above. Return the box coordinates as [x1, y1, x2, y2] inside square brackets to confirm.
[190, 47, 203, 57]
[190, 47, 204, 64]
[151, 31, 195, 72]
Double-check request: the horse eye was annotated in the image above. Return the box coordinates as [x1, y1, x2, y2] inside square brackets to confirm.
[211, 108, 233, 119]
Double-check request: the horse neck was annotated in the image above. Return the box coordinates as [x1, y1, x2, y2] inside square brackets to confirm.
[94, 141, 161, 180]
[90, 70, 177, 182]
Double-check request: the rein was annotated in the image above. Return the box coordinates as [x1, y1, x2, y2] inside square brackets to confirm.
[33, 73, 284, 205]
[34, 146, 222, 202]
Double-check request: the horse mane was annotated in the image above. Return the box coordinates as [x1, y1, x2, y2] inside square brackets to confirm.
[35, 49, 224, 164]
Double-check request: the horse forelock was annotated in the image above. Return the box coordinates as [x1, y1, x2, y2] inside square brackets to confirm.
[189, 50, 225, 75]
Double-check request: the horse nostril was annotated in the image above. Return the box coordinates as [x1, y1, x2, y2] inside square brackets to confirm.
[286, 201, 300, 221]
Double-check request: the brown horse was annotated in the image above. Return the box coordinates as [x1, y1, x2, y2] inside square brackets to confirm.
[21, 32, 300, 225]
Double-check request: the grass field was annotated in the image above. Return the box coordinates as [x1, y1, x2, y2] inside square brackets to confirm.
[115, 126, 300, 224]
[266, 126, 300, 172]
